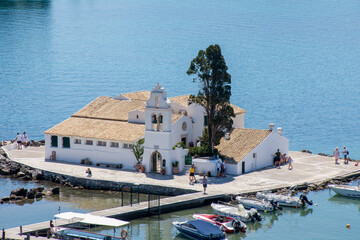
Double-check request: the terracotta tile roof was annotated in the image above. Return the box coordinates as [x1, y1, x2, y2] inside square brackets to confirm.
[169, 95, 190, 107]
[122, 91, 151, 101]
[231, 104, 246, 114]
[44, 117, 145, 142]
[169, 95, 245, 114]
[217, 128, 271, 164]
[172, 113, 183, 124]
[72, 96, 145, 121]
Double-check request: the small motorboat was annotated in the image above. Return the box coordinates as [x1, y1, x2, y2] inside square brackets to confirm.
[236, 196, 281, 212]
[193, 214, 246, 233]
[210, 203, 262, 222]
[256, 192, 312, 208]
[329, 184, 360, 198]
[172, 219, 226, 240]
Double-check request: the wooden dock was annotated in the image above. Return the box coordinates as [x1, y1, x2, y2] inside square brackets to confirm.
[3, 192, 228, 239]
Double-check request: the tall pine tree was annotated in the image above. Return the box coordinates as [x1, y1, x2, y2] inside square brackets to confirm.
[187, 44, 235, 155]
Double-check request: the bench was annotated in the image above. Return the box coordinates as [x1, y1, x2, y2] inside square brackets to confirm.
[96, 163, 122, 169]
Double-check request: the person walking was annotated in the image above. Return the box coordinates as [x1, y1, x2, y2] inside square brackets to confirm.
[189, 164, 196, 185]
[221, 159, 226, 177]
[288, 156, 294, 170]
[15, 133, 23, 150]
[342, 146, 349, 164]
[22, 132, 29, 148]
[202, 175, 208, 194]
[333, 147, 340, 164]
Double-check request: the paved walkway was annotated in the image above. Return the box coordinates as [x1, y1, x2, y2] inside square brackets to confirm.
[4, 146, 360, 195]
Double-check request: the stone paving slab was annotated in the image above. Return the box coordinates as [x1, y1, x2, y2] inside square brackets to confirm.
[4, 146, 360, 195]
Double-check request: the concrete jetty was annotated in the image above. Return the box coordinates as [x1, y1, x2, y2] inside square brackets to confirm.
[2, 146, 360, 239]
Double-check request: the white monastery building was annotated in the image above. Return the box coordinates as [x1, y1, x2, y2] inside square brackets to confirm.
[44, 84, 289, 175]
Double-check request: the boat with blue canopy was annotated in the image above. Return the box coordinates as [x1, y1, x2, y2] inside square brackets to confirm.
[172, 219, 226, 240]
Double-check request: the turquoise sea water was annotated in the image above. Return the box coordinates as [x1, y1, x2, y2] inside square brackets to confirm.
[99, 184, 360, 240]
[0, 0, 359, 158]
[1, 0, 360, 239]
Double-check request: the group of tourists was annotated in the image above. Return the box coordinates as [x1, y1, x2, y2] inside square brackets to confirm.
[273, 149, 294, 170]
[333, 146, 350, 164]
[15, 132, 30, 150]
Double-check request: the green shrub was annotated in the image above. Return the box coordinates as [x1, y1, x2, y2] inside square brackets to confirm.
[172, 141, 187, 150]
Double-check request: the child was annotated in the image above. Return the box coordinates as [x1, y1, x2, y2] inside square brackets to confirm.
[202, 175, 208, 194]
[86, 168, 92, 177]
[288, 156, 294, 170]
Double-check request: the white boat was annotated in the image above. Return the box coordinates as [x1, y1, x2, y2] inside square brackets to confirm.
[256, 192, 312, 208]
[210, 203, 262, 222]
[51, 212, 130, 240]
[236, 196, 279, 211]
[192, 214, 246, 233]
[329, 184, 360, 198]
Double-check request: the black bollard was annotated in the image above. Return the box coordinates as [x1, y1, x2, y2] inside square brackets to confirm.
[2, 228, 5, 240]
[121, 189, 124, 207]
[130, 186, 133, 207]
[19, 225, 22, 235]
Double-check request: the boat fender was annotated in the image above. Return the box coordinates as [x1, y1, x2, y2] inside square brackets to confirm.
[121, 229, 128, 239]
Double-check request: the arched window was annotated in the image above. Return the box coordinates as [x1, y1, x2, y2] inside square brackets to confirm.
[152, 114, 157, 131]
[158, 114, 163, 131]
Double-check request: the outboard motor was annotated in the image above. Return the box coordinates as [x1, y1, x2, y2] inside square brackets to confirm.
[300, 194, 313, 206]
[270, 200, 282, 211]
[232, 220, 242, 233]
[249, 208, 262, 221]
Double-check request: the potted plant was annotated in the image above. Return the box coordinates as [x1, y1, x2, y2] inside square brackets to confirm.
[141, 165, 146, 173]
[161, 167, 166, 175]
[132, 138, 144, 172]
[172, 161, 179, 175]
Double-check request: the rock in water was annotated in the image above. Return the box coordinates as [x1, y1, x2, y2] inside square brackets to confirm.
[26, 191, 35, 199]
[51, 187, 60, 195]
[11, 187, 28, 197]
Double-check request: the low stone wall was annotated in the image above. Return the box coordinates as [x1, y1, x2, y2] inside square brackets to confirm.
[0, 146, 196, 196]
[41, 170, 196, 196]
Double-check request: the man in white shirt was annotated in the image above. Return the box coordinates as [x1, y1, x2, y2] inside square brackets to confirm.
[15, 133, 23, 150]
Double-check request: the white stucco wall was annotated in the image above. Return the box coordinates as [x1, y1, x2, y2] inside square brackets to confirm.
[187, 103, 206, 143]
[232, 114, 245, 129]
[172, 147, 189, 173]
[128, 110, 145, 123]
[44, 134, 137, 170]
[192, 158, 219, 176]
[233, 131, 289, 175]
[171, 102, 187, 114]
[172, 116, 193, 147]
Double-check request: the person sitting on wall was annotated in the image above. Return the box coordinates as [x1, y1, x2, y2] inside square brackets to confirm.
[273, 149, 281, 168]
[86, 168, 92, 177]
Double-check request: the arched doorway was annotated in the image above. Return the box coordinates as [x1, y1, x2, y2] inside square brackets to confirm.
[151, 151, 162, 173]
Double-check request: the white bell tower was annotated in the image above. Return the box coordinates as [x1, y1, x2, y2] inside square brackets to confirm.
[142, 83, 173, 175]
